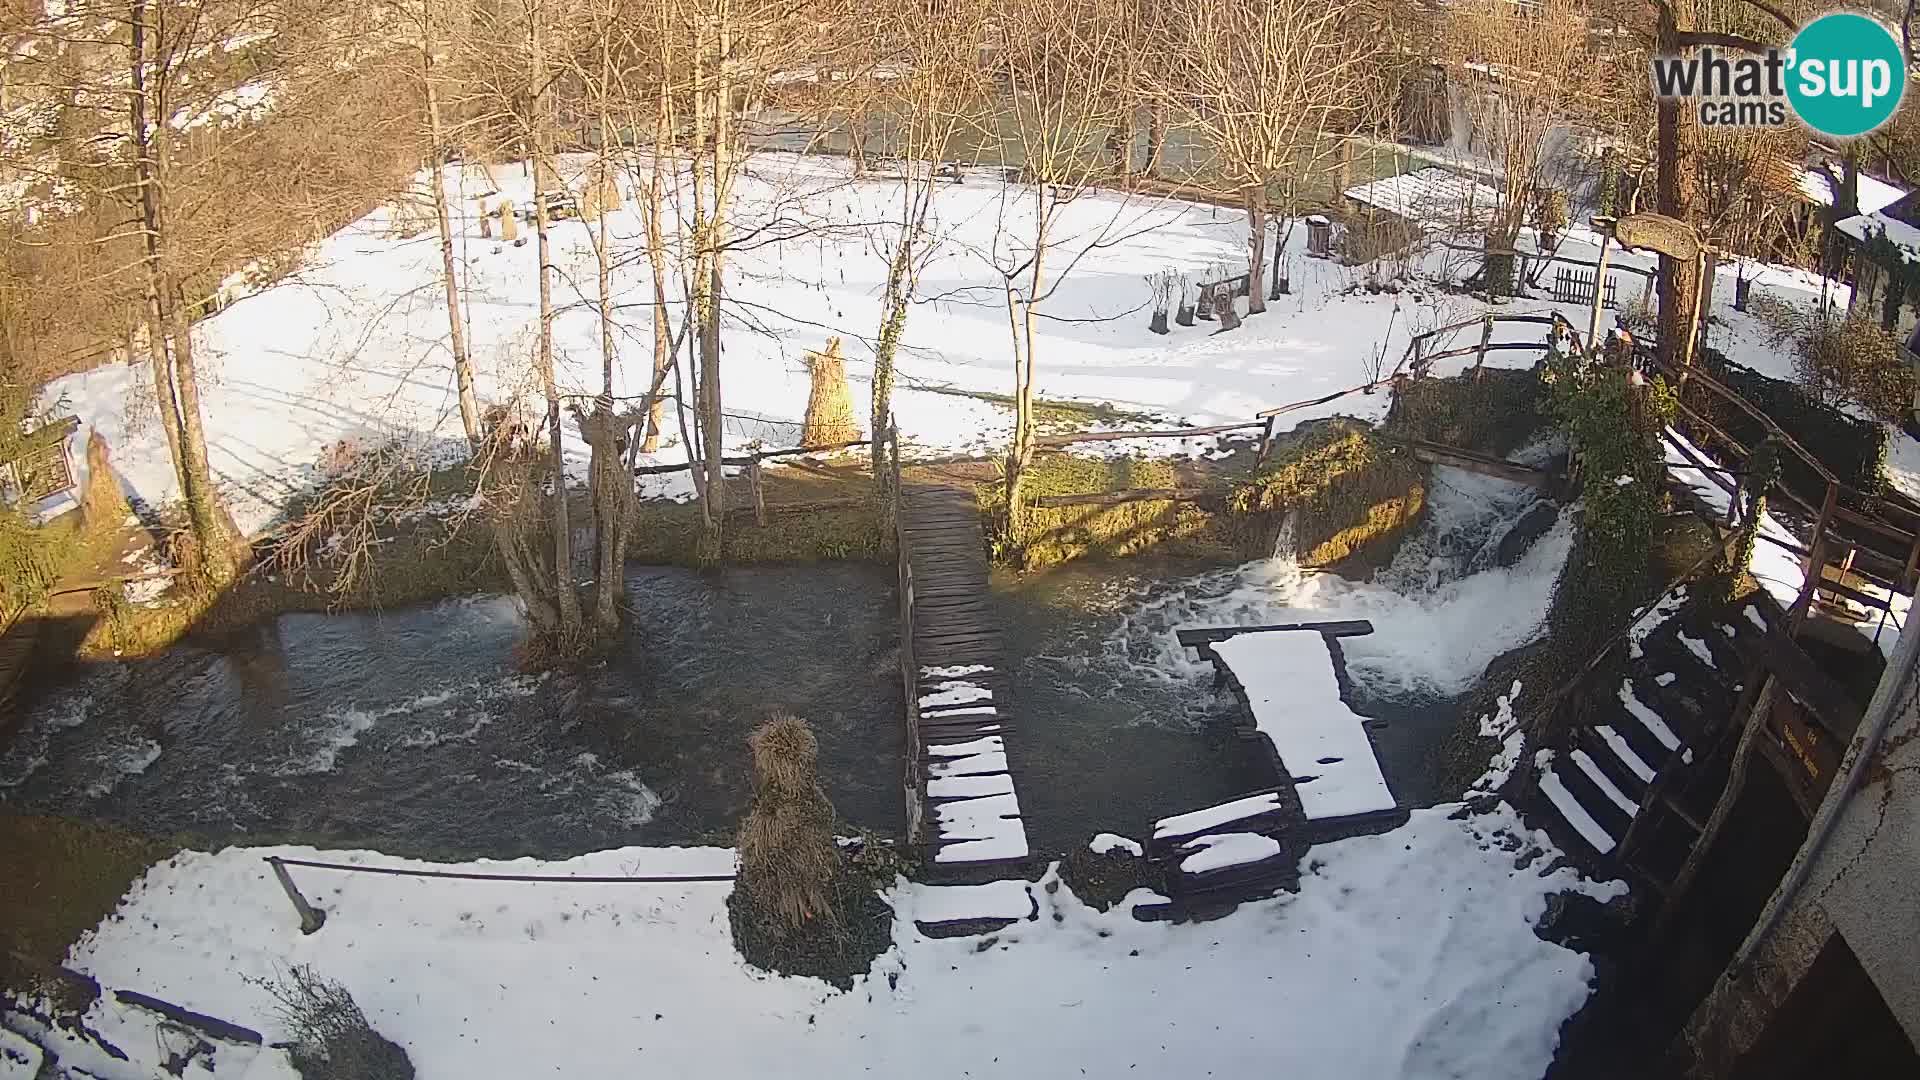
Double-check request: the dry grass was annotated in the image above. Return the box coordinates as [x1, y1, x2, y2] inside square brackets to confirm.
[979, 454, 1236, 569]
[78, 432, 132, 533]
[736, 713, 842, 934]
[801, 338, 860, 447]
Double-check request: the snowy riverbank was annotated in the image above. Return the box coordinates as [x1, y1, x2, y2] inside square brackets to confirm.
[24, 802, 1620, 1079]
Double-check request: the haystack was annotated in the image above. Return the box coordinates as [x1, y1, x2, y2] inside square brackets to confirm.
[801, 337, 859, 447]
[79, 431, 131, 532]
[735, 713, 841, 933]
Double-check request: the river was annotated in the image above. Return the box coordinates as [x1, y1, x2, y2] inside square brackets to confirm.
[2, 466, 1563, 859]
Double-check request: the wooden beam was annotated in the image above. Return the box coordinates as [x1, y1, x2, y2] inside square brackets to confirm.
[1175, 620, 1375, 648]
[1026, 488, 1207, 508]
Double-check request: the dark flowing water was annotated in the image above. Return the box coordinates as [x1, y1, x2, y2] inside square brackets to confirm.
[1, 565, 904, 860]
[3, 467, 1551, 860]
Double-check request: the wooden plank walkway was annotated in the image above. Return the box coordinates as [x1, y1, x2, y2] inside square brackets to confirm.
[899, 483, 1030, 866]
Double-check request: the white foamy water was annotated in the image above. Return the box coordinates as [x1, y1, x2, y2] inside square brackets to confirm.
[1115, 464, 1574, 700]
[83, 738, 164, 799]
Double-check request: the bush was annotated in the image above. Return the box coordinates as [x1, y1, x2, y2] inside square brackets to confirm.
[1684, 344, 1888, 505]
[1752, 298, 1915, 424]
[0, 508, 59, 619]
[1384, 369, 1546, 457]
[1532, 188, 1570, 250]
[1540, 345, 1675, 663]
[262, 966, 412, 1080]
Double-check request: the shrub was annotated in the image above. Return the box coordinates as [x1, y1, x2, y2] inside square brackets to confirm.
[1751, 298, 1915, 424]
[1539, 344, 1675, 663]
[0, 508, 58, 619]
[1684, 345, 1888, 505]
[1531, 188, 1570, 250]
[1385, 369, 1545, 457]
[261, 965, 412, 1080]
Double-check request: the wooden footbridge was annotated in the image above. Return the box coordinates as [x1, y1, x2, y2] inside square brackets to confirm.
[888, 432, 1030, 868]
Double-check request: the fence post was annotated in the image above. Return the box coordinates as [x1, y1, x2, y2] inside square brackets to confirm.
[748, 459, 766, 526]
[1255, 415, 1279, 467]
[1588, 232, 1613, 347]
[266, 857, 326, 934]
[1473, 314, 1493, 380]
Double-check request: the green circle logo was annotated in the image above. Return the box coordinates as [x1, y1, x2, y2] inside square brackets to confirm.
[1787, 13, 1906, 137]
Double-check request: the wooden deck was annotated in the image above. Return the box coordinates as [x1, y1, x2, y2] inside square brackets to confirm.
[897, 482, 1030, 867]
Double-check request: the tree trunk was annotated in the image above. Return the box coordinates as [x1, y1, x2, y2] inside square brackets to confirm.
[696, 16, 731, 553]
[1004, 201, 1047, 526]
[1246, 185, 1268, 316]
[689, 18, 716, 523]
[1142, 103, 1165, 177]
[640, 85, 672, 453]
[164, 295, 235, 583]
[1655, 0, 1700, 369]
[871, 239, 912, 484]
[422, 10, 482, 451]
[528, 3, 582, 635]
[132, 0, 233, 585]
[141, 299, 185, 485]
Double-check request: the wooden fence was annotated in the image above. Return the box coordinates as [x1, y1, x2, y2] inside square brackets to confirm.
[1553, 267, 1618, 310]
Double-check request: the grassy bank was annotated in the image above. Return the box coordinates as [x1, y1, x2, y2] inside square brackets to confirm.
[980, 455, 1236, 570]
[0, 813, 179, 1004]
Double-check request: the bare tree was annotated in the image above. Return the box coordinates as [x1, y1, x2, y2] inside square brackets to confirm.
[985, 0, 1139, 523]
[1442, 0, 1614, 296]
[1171, 0, 1377, 313]
[855, 0, 989, 481]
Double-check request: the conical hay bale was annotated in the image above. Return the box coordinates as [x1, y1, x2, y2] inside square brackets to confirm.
[737, 713, 841, 930]
[498, 200, 518, 242]
[800, 337, 859, 447]
[80, 430, 131, 531]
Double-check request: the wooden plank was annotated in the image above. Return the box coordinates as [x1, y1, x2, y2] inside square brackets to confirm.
[1174, 621, 1374, 647]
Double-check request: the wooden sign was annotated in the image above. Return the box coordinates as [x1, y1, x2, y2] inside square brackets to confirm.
[1613, 213, 1701, 261]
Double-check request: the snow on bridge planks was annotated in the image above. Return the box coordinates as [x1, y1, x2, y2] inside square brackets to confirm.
[1205, 628, 1398, 822]
[901, 483, 1029, 866]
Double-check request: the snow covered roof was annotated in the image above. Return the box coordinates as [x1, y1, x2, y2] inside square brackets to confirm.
[1343, 166, 1499, 229]
[1836, 191, 1920, 262]
[1800, 165, 1905, 215]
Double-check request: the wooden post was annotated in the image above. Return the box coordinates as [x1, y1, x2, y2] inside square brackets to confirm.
[1698, 248, 1718, 343]
[1588, 232, 1613, 349]
[265, 857, 326, 934]
[1791, 482, 1840, 634]
[1902, 533, 1920, 594]
[1410, 336, 1424, 377]
[1677, 248, 1709, 387]
[1652, 677, 1776, 940]
[748, 458, 766, 526]
[1255, 415, 1279, 467]
[1472, 313, 1494, 379]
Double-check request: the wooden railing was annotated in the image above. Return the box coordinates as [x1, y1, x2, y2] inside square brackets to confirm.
[1646, 349, 1920, 636]
[886, 419, 925, 841]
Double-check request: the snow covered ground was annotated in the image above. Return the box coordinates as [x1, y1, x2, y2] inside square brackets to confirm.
[28, 151, 1721, 535]
[26, 804, 1621, 1080]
